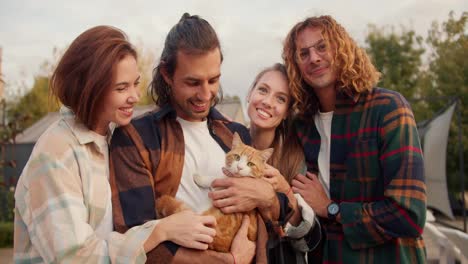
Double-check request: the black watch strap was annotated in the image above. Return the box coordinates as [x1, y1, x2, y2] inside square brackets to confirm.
[327, 201, 340, 221]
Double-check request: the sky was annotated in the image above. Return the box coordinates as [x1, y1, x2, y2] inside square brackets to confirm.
[0, 0, 466, 107]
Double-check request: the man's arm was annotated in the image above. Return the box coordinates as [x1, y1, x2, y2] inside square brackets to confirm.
[110, 125, 158, 233]
[209, 177, 291, 223]
[110, 124, 182, 260]
[338, 94, 426, 249]
[293, 93, 426, 250]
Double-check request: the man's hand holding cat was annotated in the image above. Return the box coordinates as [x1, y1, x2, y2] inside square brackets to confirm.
[156, 210, 217, 250]
[209, 176, 279, 220]
[230, 215, 256, 264]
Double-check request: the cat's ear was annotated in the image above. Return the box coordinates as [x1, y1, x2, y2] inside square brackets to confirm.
[260, 148, 274, 162]
[232, 132, 243, 148]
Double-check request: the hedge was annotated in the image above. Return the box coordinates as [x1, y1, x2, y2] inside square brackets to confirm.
[0, 222, 13, 248]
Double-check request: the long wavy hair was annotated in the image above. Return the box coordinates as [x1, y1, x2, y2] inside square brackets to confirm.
[150, 13, 223, 107]
[282, 15, 381, 118]
[247, 63, 304, 183]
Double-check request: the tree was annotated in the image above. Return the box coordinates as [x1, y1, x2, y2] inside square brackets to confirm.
[135, 43, 157, 105]
[425, 11, 467, 193]
[365, 24, 426, 100]
[8, 76, 58, 129]
[6, 47, 62, 129]
[364, 11, 468, 195]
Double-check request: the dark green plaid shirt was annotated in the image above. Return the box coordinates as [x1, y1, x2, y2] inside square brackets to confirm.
[296, 87, 426, 263]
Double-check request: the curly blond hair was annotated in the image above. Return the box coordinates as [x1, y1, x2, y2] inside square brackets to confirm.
[282, 15, 381, 117]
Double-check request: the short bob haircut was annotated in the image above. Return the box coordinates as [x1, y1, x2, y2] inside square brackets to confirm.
[50, 25, 137, 130]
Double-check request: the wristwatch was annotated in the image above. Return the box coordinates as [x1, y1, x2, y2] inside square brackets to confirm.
[327, 201, 340, 221]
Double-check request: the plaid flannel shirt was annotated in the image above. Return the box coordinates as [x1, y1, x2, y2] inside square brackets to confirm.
[110, 105, 291, 263]
[296, 88, 427, 263]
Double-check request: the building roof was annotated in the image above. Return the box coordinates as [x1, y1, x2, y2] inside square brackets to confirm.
[15, 99, 245, 143]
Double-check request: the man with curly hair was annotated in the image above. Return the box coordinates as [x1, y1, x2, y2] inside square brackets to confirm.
[283, 15, 427, 263]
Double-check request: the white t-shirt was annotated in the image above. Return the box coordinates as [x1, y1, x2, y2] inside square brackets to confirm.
[313, 111, 333, 197]
[175, 117, 226, 213]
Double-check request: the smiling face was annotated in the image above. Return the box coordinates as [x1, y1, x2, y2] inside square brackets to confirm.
[295, 26, 337, 92]
[247, 70, 290, 131]
[163, 48, 221, 122]
[94, 54, 141, 135]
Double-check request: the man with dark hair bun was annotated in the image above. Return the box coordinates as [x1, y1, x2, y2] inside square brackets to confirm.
[111, 13, 292, 263]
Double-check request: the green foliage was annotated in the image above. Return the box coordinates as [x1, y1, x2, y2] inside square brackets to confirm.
[0, 222, 14, 248]
[135, 44, 157, 106]
[366, 25, 425, 100]
[365, 11, 468, 194]
[425, 11, 467, 192]
[8, 76, 59, 129]
[0, 186, 14, 222]
[223, 94, 241, 103]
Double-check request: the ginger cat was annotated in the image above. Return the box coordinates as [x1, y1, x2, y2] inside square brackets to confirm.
[155, 132, 273, 252]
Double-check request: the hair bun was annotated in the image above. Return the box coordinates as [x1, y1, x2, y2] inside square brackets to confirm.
[180, 13, 191, 22]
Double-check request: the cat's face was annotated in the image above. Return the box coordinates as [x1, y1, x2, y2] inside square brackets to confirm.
[225, 133, 273, 178]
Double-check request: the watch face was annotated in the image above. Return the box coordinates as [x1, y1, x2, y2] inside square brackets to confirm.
[328, 203, 339, 215]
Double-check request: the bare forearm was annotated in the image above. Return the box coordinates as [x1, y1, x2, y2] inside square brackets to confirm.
[143, 220, 167, 253]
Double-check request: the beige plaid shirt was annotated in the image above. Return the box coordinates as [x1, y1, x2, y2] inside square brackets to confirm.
[14, 107, 158, 263]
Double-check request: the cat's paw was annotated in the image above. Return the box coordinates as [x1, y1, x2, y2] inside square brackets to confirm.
[156, 195, 189, 218]
[193, 173, 212, 188]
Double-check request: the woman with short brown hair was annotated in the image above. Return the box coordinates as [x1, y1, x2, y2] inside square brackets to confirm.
[13, 25, 153, 263]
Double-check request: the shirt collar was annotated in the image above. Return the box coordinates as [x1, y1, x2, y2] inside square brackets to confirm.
[60, 106, 111, 147]
[337, 87, 361, 104]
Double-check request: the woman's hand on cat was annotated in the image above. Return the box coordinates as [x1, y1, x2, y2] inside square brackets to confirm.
[158, 210, 217, 250]
[262, 164, 290, 193]
[230, 215, 256, 264]
[292, 172, 331, 218]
